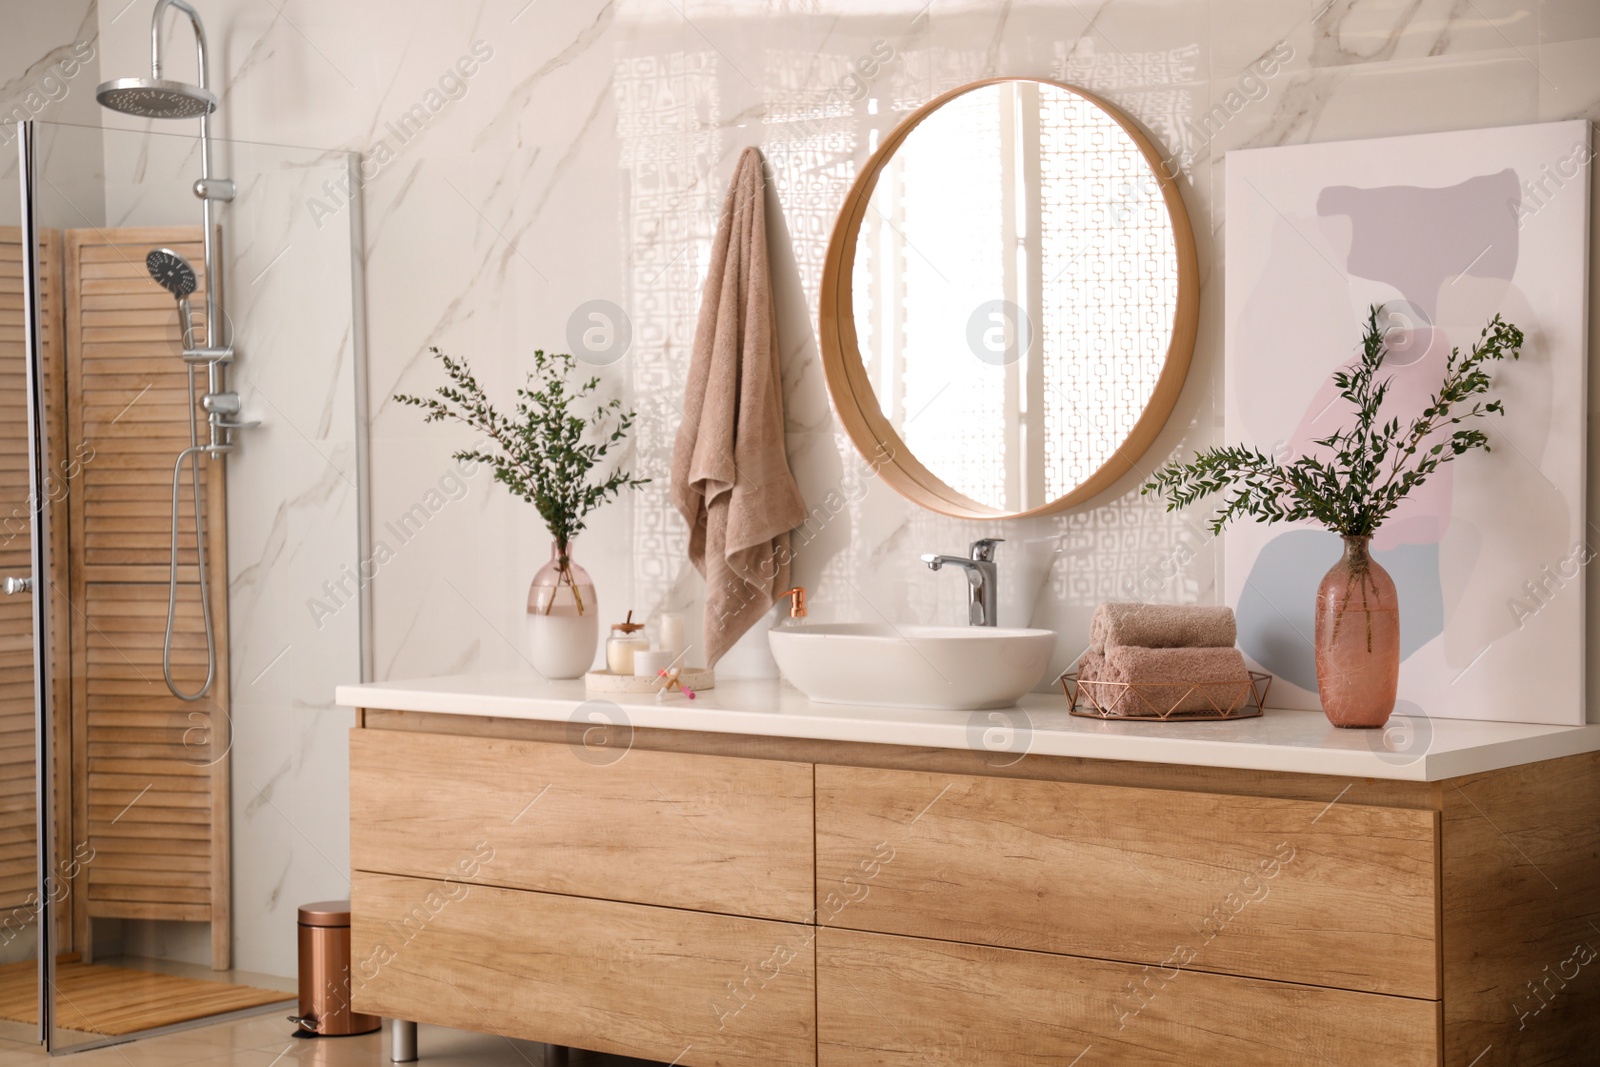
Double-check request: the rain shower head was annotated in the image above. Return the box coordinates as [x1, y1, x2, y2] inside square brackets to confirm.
[96, 77, 217, 119]
[96, 1, 218, 120]
[146, 248, 197, 299]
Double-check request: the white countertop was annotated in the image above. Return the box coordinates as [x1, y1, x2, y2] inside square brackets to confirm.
[335, 671, 1600, 782]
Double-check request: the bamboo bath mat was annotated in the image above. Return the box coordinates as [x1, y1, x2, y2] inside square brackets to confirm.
[0, 960, 288, 1035]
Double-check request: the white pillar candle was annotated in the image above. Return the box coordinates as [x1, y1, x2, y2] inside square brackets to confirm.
[634, 649, 675, 677]
[659, 612, 687, 662]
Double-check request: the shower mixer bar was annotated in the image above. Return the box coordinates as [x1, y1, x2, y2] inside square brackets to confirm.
[97, 0, 251, 700]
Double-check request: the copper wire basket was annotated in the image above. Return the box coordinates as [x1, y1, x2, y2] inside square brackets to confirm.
[1060, 669, 1272, 722]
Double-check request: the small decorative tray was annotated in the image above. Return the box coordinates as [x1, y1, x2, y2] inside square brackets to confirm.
[584, 667, 715, 695]
[1060, 669, 1272, 722]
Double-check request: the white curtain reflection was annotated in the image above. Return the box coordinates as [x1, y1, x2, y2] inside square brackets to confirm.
[855, 81, 1178, 512]
[1039, 89, 1178, 499]
[856, 89, 1007, 507]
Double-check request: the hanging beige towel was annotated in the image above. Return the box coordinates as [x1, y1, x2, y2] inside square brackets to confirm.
[671, 146, 807, 667]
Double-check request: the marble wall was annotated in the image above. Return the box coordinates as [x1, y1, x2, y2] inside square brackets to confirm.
[0, 0, 103, 227]
[5, 0, 1599, 978]
[103, 0, 1588, 692]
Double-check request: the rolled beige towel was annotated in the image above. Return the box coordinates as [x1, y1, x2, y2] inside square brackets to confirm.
[1076, 648, 1105, 682]
[1073, 647, 1115, 711]
[1090, 603, 1237, 652]
[1100, 645, 1252, 716]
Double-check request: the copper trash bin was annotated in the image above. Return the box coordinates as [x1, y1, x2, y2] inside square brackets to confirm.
[292, 899, 381, 1037]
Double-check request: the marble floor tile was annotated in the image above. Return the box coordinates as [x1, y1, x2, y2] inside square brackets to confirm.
[0, 1017, 670, 1065]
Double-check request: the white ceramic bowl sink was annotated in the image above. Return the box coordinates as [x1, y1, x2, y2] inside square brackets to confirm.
[768, 622, 1056, 710]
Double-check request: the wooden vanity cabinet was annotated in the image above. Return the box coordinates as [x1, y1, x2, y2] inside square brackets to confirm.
[352, 870, 815, 1066]
[348, 728, 815, 920]
[348, 711, 1600, 1066]
[817, 927, 1439, 1066]
[815, 765, 1440, 996]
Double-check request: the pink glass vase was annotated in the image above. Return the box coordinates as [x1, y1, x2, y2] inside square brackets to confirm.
[1314, 535, 1400, 728]
[525, 539, 598, 679]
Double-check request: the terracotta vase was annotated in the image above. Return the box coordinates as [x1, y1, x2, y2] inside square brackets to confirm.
[1314, 535, 1400, 728]
[525, 539, 598, 679]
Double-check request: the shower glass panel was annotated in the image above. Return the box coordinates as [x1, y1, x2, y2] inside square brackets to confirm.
[0, 123, 48, 1052]
[13, 118, 367, 1053]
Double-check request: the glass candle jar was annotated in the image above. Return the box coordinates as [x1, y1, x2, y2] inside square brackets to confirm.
[606, 611, 649, 675]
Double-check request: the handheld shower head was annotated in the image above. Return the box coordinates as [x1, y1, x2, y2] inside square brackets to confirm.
[147, 248, 198, 351]
[146, 248, 197, 299]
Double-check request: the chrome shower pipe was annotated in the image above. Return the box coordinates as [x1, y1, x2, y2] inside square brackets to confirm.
[153, 0, 237, 456]
[149, 0, 207, 84]
[158, 0, 224, 706]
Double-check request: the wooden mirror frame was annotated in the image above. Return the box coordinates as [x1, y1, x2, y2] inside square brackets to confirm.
[818, 76, 1200, 520]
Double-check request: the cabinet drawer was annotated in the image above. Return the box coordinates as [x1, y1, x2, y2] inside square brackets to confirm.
[818, 927, 1439, 1066]
[352, 871, 816, 1067]
[351, 728, 813, 921]
[816, 766, 1439, 997]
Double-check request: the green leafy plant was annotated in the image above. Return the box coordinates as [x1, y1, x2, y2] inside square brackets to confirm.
[1144, 305, 1524, 536]
[395, 347, 648, 612]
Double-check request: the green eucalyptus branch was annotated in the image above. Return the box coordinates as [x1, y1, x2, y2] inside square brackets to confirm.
[1144, 305, 1523, 537]
[394, 347, 649, 550]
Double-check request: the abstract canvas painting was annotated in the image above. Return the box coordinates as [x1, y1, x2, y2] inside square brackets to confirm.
[1224, 120, 1590, 726]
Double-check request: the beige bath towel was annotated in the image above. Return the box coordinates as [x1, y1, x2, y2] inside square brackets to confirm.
[671, 147, 807, 667]
[1076, 648, 1105, 682]
[1100, 645, 1252, 716]
[1089, 602, 1237, 652]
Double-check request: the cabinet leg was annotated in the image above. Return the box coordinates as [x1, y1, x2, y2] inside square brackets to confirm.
[389, 1019, 417, 1062]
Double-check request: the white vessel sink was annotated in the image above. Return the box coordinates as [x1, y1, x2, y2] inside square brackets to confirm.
[768, 622, 1056, 710]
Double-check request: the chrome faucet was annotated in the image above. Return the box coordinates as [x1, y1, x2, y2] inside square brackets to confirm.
[921, 538, 1003, 627]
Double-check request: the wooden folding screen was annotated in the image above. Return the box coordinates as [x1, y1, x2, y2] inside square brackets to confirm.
[62, 227, 230, 970]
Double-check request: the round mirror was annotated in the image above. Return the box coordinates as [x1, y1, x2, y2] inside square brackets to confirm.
[820, 77, 1199, 518]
